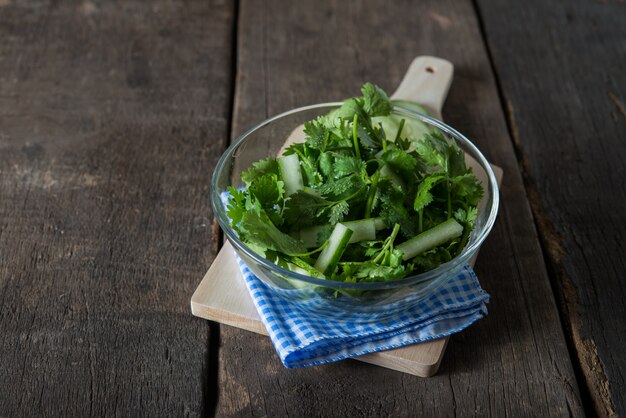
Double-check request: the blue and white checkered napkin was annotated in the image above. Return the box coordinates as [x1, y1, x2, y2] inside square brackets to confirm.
[235, 254, 490, 368]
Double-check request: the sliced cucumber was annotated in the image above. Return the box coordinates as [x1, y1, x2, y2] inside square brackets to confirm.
[373, 217, 386, 231]
[298, 224, 331, 248]
[298, 217, 387, 248]
[287, 257, 326, 280]
[313, 223, 353, 275]
[396, 218, 463, 260]
[342, 218, 377, 243]
[278, 154, 304, 196]
[372, 99, 433, 144]
[391, 100, 430, 115]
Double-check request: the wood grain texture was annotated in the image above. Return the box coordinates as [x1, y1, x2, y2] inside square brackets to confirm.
[0, 0, 233, 416]
[476, 0, 626, 416]
[215, 0, 583, 416]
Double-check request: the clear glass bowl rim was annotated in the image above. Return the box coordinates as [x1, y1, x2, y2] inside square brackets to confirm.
[211, 102, 500, 290]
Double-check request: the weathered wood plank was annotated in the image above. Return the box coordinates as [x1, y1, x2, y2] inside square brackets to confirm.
[216, 0, 583, 416]
[0, 1, 234, 415]
[476, 0, 626, 415]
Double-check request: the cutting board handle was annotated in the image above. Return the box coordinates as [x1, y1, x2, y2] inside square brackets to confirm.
[390, 56, 454, 118]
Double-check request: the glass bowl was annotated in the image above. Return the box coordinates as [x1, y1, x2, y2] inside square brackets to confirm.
[211, 103, 499, 320]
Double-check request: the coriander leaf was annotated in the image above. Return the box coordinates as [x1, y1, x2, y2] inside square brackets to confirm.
[341, 262, 405, 282]
[414, 131, 467, 176]
[237, 210, 307, 256]
[454, 207, 478, 228]
[333, 156, 366, 179]
[361, 83, 392, 117]
[283, 191, 329, 227]
[396, 135, 411, 151]
[388, 248, 404, 267]
[414, 132, 447, 170]
[329, 200, 350, 224]
[413, 173, 447, 212]
[283, 142, 304, 157]
[303, 118, 329, 149]
[357, 263, 405, 281]
[248, 173, 284, 208]
[448, 145, 467, 177]
[453, 206, 478, 256]
[410, 246, 453, 273]
[226, 186, 247, 225]
[357, 123, 381, 151]
[332, 98, 363, 121]
[241, 158, 279, 185]
[247, 173, 285, 226]
[364, 242, 383, 257]
[379, 186, 417, 238]
[318, 174, 366, 200]
[380, 149, 419, 179]
[283, 191, 350, 227]
[323, 116, 353, 147]
[450, 173, 484, 206]
[319, 152, 334, 178]
[300, 161, 323, 187]
[332, 262, 360, 282]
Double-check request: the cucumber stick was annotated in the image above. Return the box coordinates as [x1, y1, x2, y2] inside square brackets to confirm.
[373, 217, 386, 230]
[396, 218, 463, 260]
[343, 218, 378, 242]
[313, 223, 353, 275]
[298, 224, 331, 248]
[278, 154, 304, 196]
[372, 100, 432, 144]
[298, 217, 386, 247]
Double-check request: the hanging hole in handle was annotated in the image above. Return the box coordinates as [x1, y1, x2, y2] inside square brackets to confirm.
[426, 66, 436, 73]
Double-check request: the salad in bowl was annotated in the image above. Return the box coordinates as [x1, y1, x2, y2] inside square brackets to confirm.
[212, 83, 498, 316]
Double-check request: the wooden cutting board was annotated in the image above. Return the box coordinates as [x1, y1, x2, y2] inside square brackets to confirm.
[191, 56, 503, 377]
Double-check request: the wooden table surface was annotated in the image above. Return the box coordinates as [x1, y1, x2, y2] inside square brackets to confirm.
[0, 1, 623, 416]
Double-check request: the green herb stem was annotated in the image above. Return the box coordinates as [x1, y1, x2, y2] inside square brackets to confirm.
[373, 223, 401, 264]
[447, 181, 452, 219]
[364, 170, 380, 219]
[292, 240, 329, 257]
[418, 209, 424, 233]
[394, 118, 406, 142]
[290, 147, 313, 170]
[389, 223, 400, 248]
[352, 114, 361, 159]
